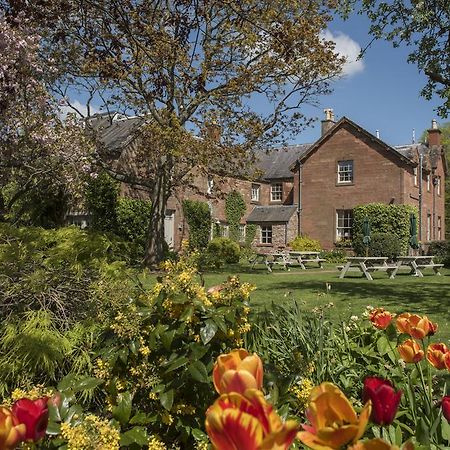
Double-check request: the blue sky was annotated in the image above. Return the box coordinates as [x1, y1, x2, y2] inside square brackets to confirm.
[298, 12, 442, 147]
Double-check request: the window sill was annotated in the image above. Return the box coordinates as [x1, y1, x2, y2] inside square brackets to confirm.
[269, 200, 283, 204]
[335, 182, 354, 187]
[257, 243, 273, 247]
[251, 200, 261, 204]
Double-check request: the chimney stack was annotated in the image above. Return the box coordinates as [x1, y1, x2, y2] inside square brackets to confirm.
[321, 108, 335, 136]
[427, 119, 441, 147]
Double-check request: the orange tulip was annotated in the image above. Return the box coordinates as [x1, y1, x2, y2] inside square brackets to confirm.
[426, 343, 449, 370]
[396, 313, 432, 339]
[0, 407, 26, 450]
[398, 339, 424, 363]
[297, 382, 371, 450]
[369, 308, 393, 330]
[349, 438, 399, 450]
[213, 349, 263, 395]
[444, 352, 450, 372]
[205, 389, 298, 450]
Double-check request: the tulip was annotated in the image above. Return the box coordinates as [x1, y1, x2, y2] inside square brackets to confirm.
[445, 352, 450, 372]
[0, 407, 26, 450]
[213, 349, 263, 395]
[398, 339, 424, 363]
[443, 396, 450, 422]
[349, 438, 399, 450]
[12, 397, 49, 442]
[427, 320, 438, 336]
[362, 377, 401, 425]
[297, 382, 371, 450]
[426, 343, 449, 370]
[205, 389, 298, 450]
[369, 308, 393, 330]
[396, 313, 431, 340]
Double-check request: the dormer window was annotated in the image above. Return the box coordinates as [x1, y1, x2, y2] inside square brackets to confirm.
[251, 184, 260, 202]
[337, 160, 353, 184]
[270, 183, 283, 201]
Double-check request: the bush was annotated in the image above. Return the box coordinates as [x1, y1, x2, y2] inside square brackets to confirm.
[427, 240, 450, 266]
[290, 235, 321, 251]
[225, 190, 246, 241]
[182, 199, 211, 249]
[353, 232, 402, 259]
[203, 237, 240, 268]
[352, 203, 417, 255]
[319, 249, 347, 263]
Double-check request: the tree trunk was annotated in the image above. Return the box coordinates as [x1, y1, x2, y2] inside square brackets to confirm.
[143, 163, 169, 268]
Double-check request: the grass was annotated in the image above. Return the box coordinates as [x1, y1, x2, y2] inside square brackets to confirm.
[146, 263, 450, 343]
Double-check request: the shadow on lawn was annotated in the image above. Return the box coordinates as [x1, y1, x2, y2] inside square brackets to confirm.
[263, 277, 450, 318]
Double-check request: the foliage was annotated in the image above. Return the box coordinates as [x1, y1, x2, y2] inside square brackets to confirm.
[245, 224, 258, 247]
[202, 238, 241, 268]
[358, 0, 450, 117]
[182, 200, 212, 249]
[352, 203, 417, 255]
[427, 240, 450, 266]
[353, 232, 402, 259]
[115, 197, 152, 250]
[85, 171, 119, 233]
[289, 235, 321, 252]
[11, 0, 345, 266]
[319, 249, 347, 263]
[225, 191, 246, 242]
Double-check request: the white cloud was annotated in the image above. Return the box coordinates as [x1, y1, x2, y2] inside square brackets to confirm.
[321, 30, 364, 77]
[59, 99, 101, 118]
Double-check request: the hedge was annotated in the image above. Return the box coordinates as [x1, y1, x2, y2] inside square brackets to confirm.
[352, 203, 418, 255]
[182, 200, 211, 249]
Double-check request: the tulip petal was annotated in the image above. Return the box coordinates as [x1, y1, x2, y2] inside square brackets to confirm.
[297, 431, 337, 450]
[221, 370, 258, 394]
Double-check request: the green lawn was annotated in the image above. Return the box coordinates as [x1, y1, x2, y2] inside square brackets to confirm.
[147, 263, 450, 342]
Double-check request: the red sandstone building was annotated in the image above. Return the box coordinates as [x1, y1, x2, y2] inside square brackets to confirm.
[88, 110, 446, 251]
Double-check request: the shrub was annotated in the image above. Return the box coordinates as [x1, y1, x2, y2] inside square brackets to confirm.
[290, 235, 321, 251]
[352, 203, 417, 255]
[182, 199, 211, 249]
[225, 191, 246, 242]
[203, 237, 240, 268]
[319, 249, 346, 263]
[353, 232, 402, 259]
[427, 240, 450, 266]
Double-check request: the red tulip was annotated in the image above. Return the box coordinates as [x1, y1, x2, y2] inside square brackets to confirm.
[369, 308, 393, 330]
[443, 396, 450, 422]
[12, 397, 49, 442]
[362, 377, 401, 425]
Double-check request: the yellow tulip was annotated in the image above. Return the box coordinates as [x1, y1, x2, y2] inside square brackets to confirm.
[349, 438, 399, 450]
[398, 339, 424, 363]
[0, 407, 26, 450]
[297, 382, 371, 450]
[206, 389, 298, 450]
[213, 349, 263, 395]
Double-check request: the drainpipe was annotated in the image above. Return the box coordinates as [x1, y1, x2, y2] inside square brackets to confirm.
[297, 160, 302, 236]
[418, 154, 423, 241]
[432, 174, 437, 240]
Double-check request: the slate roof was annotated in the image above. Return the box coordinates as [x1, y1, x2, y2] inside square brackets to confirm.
[96, 116, 143, 152]
[254, 144, 310, 179]
[247, 205, 297, 223]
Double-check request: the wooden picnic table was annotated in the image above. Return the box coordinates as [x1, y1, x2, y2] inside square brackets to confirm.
[388, 255, 443, 278]
[250, 252, 290, 273]
[338, 256, 395, 281]
[288, 251, 325, 270]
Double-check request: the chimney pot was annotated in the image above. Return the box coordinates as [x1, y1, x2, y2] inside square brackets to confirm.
[321, 108, 335, 136]
[427, 119, 441, 146]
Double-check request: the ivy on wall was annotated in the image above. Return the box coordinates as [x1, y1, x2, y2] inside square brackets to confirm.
[245, 224, 257, 246]
[182, 200, 212, 249]
[352, 203, 418, 255]
[225, 190, 246, 242]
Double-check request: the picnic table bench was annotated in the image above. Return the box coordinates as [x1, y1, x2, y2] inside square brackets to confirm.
[288, 251, 325, 270]
[388, 256, 443, 278]
[338, 257, 397, 281]
[250, 252, 290, 273]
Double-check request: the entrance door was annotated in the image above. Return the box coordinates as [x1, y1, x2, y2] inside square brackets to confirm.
[164, 210, 175, 249]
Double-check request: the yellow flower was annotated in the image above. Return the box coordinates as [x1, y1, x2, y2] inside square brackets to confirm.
[148, 435, 167, 450]
[161, 412, 173, 425]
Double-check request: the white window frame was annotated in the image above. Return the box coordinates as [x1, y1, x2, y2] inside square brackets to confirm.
[239, 224, 246, 241]
[427, 174, 431, 191]
[270, 183, 283, 201]
[437, 216, 442, 240]
[251, 184, 260, 202]
[261, 225, 272, 244]
[437, 176, 441, 195]
[336, 210, 353, 241]
[413, 167, 418, 187]
[220, 223, 229, 238]
[207, 176, 214, 195]
[337, 160, 354, 184]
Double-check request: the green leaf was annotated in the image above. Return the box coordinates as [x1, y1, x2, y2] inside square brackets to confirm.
[112, 391, 133, 425]
[442, 416, 450, 441]
[129, 412, 156, 425]
[188, 360, 209, 383]
[160, 389, 174, 411]
[165, 355, 189, 373]
[213, 316, 227, 334]
[45, 421, 61, 436]
[72, 377, 104, 393]
[200, 319, 218, 344]
[416, 417, 430, 445]
[57, 373, 77, 392]
[376, 335, 390, 355]
[180, 306, 194, 323]
[161, 330, 176, 350]
[192, 428, 208, 441]
[120, 426, 149, 447]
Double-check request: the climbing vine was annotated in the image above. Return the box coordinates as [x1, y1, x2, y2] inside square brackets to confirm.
[225, 190, 246, 242]
[182, 200, 211, 249]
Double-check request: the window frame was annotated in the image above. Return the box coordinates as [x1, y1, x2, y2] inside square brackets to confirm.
[437, 216, 442, 240]
[337, 160, 354, 184]
[207, 176, 214, 195]
[427, 174, 431, 192]
[336, 209, 353, 241]
[270, 183, 283, 202]
[251, 183, 260, 202]
[437, 176, 441, 196]
[413, 167, 418, 187]
[261, 225, 272, 244]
